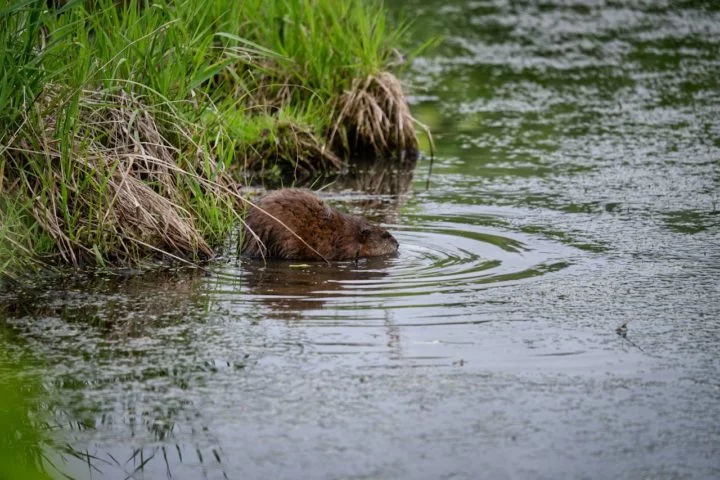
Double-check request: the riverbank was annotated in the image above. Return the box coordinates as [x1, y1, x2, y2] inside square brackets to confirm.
[0, 0, 432, 280]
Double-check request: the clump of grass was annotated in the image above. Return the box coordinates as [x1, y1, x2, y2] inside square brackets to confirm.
[331, 71, 419, 157]
[211, 0, 431, 166]
[220, 108, 342, 183]
[0, 196, 54, 282]
[8, 86, 244, 267]
[0, 0, 432, 276]
[242, 120, 343, 181]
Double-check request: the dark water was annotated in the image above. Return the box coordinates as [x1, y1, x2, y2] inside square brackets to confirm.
[2, 0, 720, 478]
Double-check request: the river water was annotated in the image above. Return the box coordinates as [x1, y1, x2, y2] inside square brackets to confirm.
[2, 0, 719, 478]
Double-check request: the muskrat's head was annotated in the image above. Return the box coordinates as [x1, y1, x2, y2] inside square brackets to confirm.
[331, 212, 398, 260]
[357, 223, 399, 258]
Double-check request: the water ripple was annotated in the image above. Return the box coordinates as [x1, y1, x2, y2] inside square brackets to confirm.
[211, 215, 576, 324]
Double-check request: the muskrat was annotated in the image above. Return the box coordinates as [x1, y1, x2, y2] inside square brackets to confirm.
[241, 189, 399, 261]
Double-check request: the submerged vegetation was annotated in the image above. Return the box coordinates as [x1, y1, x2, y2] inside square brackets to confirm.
[0, 0, 433, 278]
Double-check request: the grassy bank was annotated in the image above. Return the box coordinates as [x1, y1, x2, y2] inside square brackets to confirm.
[0, 0, 431, 278]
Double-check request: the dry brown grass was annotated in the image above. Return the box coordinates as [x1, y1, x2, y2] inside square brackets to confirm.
[5, 87, 244, 267]
[330, 72, 422, 158]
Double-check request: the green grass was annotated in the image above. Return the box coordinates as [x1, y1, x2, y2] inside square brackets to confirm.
[0, 0, 429, 278]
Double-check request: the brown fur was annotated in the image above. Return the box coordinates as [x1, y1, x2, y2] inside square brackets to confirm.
[242, 189, 399, 261]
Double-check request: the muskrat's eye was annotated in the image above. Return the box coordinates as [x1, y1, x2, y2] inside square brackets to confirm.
[381, 231, 392, 239]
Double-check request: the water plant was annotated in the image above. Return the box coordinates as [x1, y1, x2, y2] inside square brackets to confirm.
[0, 0, 432, 278]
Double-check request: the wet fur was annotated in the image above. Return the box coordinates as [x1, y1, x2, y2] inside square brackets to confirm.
[242, 189, 398, 261]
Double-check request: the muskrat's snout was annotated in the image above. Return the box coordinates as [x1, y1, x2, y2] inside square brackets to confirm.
[384, 231, 399, 249]
[375, 229, 399, 255]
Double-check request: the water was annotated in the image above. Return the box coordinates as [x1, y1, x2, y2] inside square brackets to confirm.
[2, 0, 720, 478]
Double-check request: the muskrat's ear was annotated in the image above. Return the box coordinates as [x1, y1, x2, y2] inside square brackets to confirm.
[359, 227, 372, 240]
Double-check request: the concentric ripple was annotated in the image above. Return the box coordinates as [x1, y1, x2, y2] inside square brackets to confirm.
[210, 214, 576, 324]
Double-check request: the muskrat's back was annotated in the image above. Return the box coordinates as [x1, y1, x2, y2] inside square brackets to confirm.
[241, 189, 398, 261]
